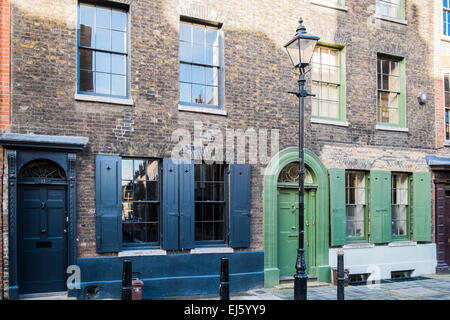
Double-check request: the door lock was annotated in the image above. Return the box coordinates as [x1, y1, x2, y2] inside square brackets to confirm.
[41, 202, 46, 209]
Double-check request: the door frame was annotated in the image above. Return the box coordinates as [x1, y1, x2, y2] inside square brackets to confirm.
[7, 149, 78, 299]
[263, 147, 330, 287]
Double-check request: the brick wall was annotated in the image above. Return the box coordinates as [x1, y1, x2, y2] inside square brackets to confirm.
[0, 0, 10, 300]
[7, 0, 436, 260]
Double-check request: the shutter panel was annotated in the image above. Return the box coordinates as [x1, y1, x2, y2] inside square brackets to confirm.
[329, 168, 346, 246]
[229, 163, 251, 248]
[179, 160, 195, 249]
[96, 155, 122, 253]
[370, 170, 392, 244]
[162, 158, 179, 250]
[412, 172, 432, 242]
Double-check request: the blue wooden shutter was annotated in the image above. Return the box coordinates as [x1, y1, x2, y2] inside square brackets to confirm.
[95, 155, 122, 253]
[412, 172, 432, 242]
[329, 168, 346, 246]
[370, 170, 392, 244]
[229, 163, 251, 248]
[179, 160, 195, 249]
[162, 158, 179, 250]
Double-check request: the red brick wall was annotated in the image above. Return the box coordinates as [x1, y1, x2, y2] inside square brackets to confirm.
[0, 0, 10, 299]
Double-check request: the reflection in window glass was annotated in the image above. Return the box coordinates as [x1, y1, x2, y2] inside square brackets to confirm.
[78, 3, 128, 97]
[122, 159, 160, 245]
[445, 75, 450, 141]
[179, 21, 220, 107]
[376, 0, 399, 18]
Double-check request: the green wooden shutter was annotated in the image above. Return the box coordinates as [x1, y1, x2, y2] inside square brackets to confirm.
[370, 170, 392, 244]
[229, 163, 251, 248]
[412, 172, 432, 242]
[330, 168, 346, 246]
[162, 158, 179, 250]
[179, 160, 195, 250]
[95, 155, 122, 253]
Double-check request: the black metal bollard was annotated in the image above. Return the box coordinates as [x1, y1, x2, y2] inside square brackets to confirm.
[121, 259, 132, 300]
[219, 257, 230, 300]
[337, 250, 345, 300]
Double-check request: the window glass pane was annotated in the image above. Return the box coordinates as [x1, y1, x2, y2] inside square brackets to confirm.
[95, 72, 111, 95]
[79, 70, 94, 92]
[206, 28, 218, 46]
[192, 44, 205, 64]
[389, 107, 399, 124]
[122, 159, 134, 180]
[111, 9, 127, 31]
[180, 63, 191, 83]
[192, 65, 205, 85]
[193, 24, 204, 44]
[80, 4, 95, 27]
[112, 30, 126, 53]
[95, 28, 111, 51]
[79, 48, 93, 70]
[192, 84, 205, 104]
[112, 54, 126, 75]
[79, 24, 94, 47]
[206, 45, 219, 66]
[204, 67, 218, 86]
[96, 7, 111, 29]
[179, 42, 192, 62]
[205, 86, 219, 105]
[180, 83, 191, 103]
[179, 23, 192, 42]
[95, 51, 111, 73]
[112, 74, 126, 96]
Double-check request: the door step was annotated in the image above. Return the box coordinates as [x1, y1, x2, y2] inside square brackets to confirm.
[19, 291, 76, 300]
[276, 276, 330, 289]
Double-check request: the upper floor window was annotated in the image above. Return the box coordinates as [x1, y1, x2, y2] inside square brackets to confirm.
[78, 3, 128, 98]
[311, 46, 345, 121]
[444, 74, 450, 141]
[122, 159, 160, 246]
[377, 55, 406, 127]
[444, 0, 450, 36]
[179, 20, 221, 109]
[376, 0, 399, 18]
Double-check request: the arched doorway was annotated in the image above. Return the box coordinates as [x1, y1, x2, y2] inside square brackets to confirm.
[17, 159, 68, 294]
[263, 147, 330, 287]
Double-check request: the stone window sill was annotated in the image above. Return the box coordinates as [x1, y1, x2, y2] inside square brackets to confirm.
[118, 249, 167, 257]
[442, 35, 450, 43]
[388, 241, 417, 247]
[343, 243, 375, 249]
[444, 141, 450, 147]
[178, 104, 227, 116]
[75, 93, 134, 106]
[311, 117, 349, 127]
[374, 14, 407, 26]
[190, 247, 234, 254]
[376, 124, 409, 132]
[310, 0, 348, 12]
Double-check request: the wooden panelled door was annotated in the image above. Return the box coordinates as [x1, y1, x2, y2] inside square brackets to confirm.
[18, 184, 67, 294]
[446, 187, 450, 267]
[277, 186, 316, 279]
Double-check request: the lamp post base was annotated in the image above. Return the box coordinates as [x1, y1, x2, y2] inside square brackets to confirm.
[294, 248, 308, 300]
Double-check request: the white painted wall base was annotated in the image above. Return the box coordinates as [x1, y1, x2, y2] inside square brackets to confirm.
[329, 243, 437, 280]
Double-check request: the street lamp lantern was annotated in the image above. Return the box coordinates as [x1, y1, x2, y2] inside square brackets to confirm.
[284, 17, 319, 301]
[284, 18, 320, 71]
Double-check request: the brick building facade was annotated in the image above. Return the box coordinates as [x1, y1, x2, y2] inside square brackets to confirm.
[0, 0, 443, 299]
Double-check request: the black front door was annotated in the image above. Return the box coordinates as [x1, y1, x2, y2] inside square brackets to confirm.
[18, 184, 67, 294]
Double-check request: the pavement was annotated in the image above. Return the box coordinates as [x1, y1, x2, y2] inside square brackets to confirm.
[176, 274, 450, 300]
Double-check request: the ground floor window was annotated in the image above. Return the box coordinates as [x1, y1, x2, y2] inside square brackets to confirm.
[391, 172, 410, 238]
[121, 158, 160, 246]
[194, 163, 227, 243]
[345, 171, 367, 241]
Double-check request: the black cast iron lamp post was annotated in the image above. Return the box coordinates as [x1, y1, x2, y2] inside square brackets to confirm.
[284, 17, 319, 301]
